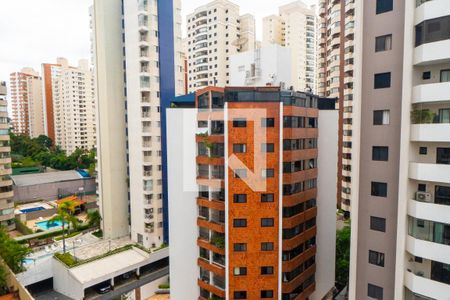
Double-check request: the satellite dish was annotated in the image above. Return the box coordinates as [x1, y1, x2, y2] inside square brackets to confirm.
[232, 37, 248, 47]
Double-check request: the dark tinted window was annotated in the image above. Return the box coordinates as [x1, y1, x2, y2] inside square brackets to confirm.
[369, 250, 385, 267]
[415, 16, 450, 47]
[437, 148, 450, 164]
[233, 194, 247, 203]
[261, 193, 274, 202]
[211, 92, 224, 108]
[376, 0, 393, 14]
[370, 216, 386, 232]
[375, 34, 392, 52]
[371, 182, 387, 197]
[234, 243, 247, 252]
[373, 110, 389, 125]
[261, 218, 274, 227]
[261, 266, 274, 275]
[262, 143, 275, 153]
[261, 290, 274, 298]
[372, 146, 389, 161]
[419, 147, 427, 155]
[233, 219, 247, 227]
[233, 143, 246, 153]
[234, 291, 247, 299]
[436, 185, 450, 205]
[261, 242, 274, 251]
[262, 118, 275, 127]
[374, 72, 391, 89]
[368, 283, 383, 300]
[198, 92, 209, 108]
[233, 118, 247, 127]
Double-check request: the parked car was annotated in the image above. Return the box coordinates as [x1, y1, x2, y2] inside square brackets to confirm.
[95, 281, 112, 294]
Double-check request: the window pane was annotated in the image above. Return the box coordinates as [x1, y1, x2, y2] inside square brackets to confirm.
[374, 72, 391, 89]
[437, 148, 450, 164]
[368, 283, 383, 299]
[372, 146, 389, 161]
[371, 182, 388, 197]
[370, 216, 386, 232]
[376, 0, 393, 14]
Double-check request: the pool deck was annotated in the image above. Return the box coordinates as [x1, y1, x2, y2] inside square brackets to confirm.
[25, 213, 88, 233]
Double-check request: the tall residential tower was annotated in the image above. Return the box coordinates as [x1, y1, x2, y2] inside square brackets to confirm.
[42, 58, 96, 153]
[350, 0, 450, 299]
[263, 1, 318, 93]
[168, 86, 337, 300]
[186, 0, 256, 92]
[93, 0, 184, 248]
[9, 68, 44, 137]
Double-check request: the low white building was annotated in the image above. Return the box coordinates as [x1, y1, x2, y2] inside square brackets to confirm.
[229, 44, 292, 88]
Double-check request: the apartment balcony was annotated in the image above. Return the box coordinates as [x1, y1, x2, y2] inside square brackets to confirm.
[404, 268, 450, 300]
[0, 180, 12, 188]
[411, 123, 450, 142]
[0, 191, 13, 199]
[414, 39, 450, 66]
[408, 198, 450, 225]
[415, 0, 450, 25]
[412, 82, 450, 104]
[409, 162, 450, 184]
[407, 220, 450, 262]
[197, 217, 225, 234]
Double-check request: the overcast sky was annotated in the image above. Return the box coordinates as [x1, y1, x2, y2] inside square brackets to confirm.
[0, 0, 316, 90]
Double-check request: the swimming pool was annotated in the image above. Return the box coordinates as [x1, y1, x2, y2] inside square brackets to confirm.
[35, 220, 66, 230]
[20, 206, 45, 214]
[22, 258, 34, 265]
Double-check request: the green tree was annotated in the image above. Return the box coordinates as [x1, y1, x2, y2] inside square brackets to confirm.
[49, 200, 79, 253]
[87, 210, 102, 228]
[0, 227, 31, 273]
[0, 265, 8, 295]
[336, 224, 351, 287]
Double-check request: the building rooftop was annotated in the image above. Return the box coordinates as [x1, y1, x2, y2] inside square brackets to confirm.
[12, 170, 88, 187]
[69, 248, 149, 284]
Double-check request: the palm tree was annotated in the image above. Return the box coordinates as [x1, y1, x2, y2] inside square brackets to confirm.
[49, 200, 79, 253]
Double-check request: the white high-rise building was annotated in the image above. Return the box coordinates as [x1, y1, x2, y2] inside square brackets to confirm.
[42, 58, 96, 153]
[262, 0, 317, 92]
[9, 68, 44, 137]
[93, 0, 184, 248]
[186, 0, 256, 92]
[350, 0, 450, 299]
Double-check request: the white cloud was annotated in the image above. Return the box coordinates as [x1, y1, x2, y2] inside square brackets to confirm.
[0, 0, 316, 92]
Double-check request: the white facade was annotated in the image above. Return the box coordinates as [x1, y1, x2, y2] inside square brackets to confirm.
[43, 58, 96, 153]
[9, 68, 44, 137]
[262, 1, 317, 92]
[229, 44, 291, 88]
[93, 0, 184, 248]
[186, 0, 256, 92]
[167, 108, 199, 300]
[311, 109, 338, 300]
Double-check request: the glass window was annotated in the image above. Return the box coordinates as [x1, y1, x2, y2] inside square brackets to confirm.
[233, 143, 247, 153]
[372, 146, 389, 161]
[437, 148, 450, 164]
[233, 219, 247, 227]
[373, 110, 390, 125]
[415, 16, 450, 47]
[370, 216, 386, 232]
[419, 147, 427, 155]
[441, 69, 450, 82]
[261, 193, 274, 202]
[435, 185, 450, 205]
[374, 72, 391, 89]
[261, 118, 275, 128]
[262, 169, 275, 178]
[234, 291, 247, 299]
[371, 182, 387, 197]
[438, 109, 450, 123]
[262, 143, 275, 153]
[234, 169, 247, 178]
[233, 267, 247, 276]
[233, 194, 247, 203]
[261, 242, 274, 251]
[375, 34, 392, 52]
[376, 0, 393, 14]
[233, 118, 247, 128]
[197, 92, 209, 108]
[261, 290, 274, 298]
[261, 218, 274, 227]
[368, 283, 383, 300]
[369, 250, 385, 267]
[234, 243, 247, 252]
[211, 92, 224, 109]
[261, 266, 274, 275]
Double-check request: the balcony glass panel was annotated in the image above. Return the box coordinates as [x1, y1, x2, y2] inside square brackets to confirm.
[408, 216, 450, 245]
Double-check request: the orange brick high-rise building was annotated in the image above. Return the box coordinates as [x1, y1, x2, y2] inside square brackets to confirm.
[168, 86, 338, 300]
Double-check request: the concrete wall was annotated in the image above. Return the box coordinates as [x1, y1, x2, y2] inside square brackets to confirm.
[52, 258, 85, 300]
[167, 108, 199, 300]
[311, 110, 338, 300]
[13, 178, 96, 203]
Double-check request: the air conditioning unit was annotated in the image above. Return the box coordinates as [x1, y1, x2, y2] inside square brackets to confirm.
[416, 191, 432, 202]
